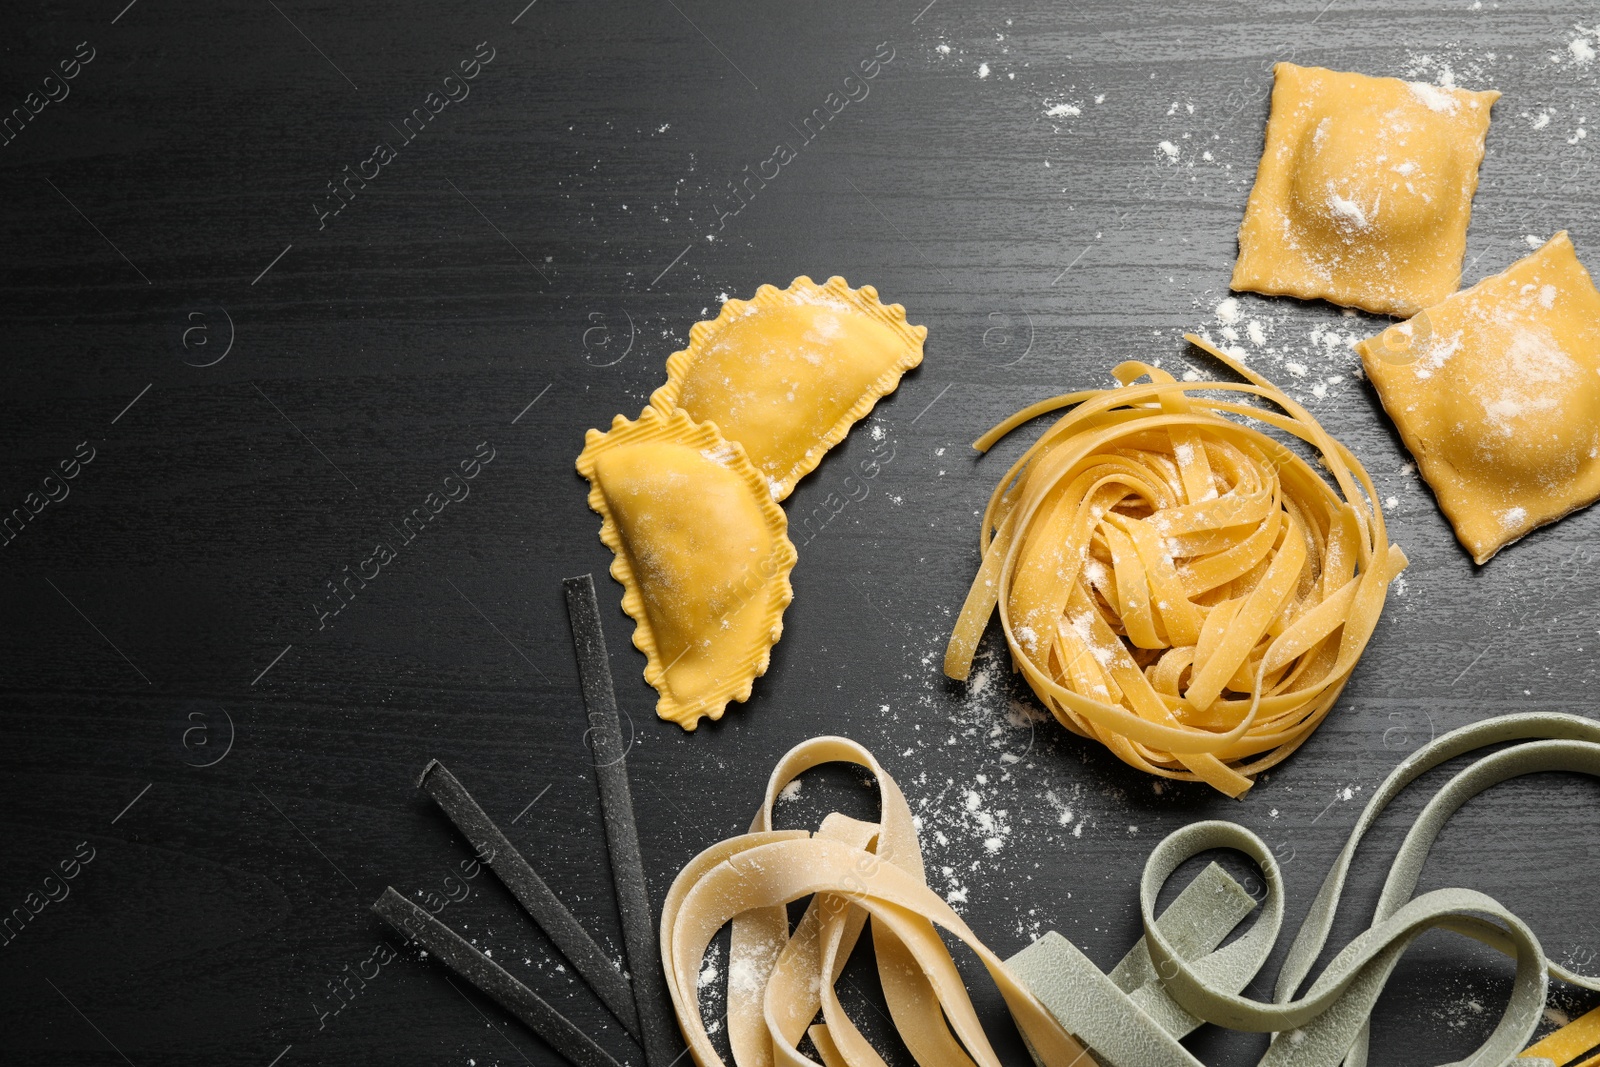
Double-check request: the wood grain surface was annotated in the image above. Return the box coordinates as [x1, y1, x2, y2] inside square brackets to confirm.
[2, 1, 1598, 1064]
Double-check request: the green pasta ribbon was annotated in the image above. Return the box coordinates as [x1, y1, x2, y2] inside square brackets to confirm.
[1006, 712, 1600, 1067]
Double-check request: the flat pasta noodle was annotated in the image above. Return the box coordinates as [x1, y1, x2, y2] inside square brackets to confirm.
[662, 716, 1600, 1067]
[659, 736, 1093, 1067]
[944, 336, 1407, 797]
[1013, 711, 1600, 1067]
[1522, 1004, 1600, 1066]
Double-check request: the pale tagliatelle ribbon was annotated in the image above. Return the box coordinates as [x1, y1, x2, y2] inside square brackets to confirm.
[945, 336, 1407, 797]
[659, 736, 1094, 1067]
[661, 713, 1600, 1067]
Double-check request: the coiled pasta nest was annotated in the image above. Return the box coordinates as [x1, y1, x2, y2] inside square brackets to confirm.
[945, 336, 1406, 797]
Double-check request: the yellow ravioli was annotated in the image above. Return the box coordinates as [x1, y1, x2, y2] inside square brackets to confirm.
[1357, 232, 1600, 564]
[649, 275, 925, 501]
[1233, 63, 1498, 316]
[577, 407, 797, 729]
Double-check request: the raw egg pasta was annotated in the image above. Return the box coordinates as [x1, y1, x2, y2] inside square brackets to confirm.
[577, 406, 797, 730]
[664, 718, 1600, 1067]
[1356, 231, 1600, 564]
[660, 736, 1094, 1067]
[1232, 62, 1498, 317]
[944, 337, 1406, 797]
[650, 275, 925, 501]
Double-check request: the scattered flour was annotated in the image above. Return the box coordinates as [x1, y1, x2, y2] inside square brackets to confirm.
[700, 442, 739, 467]
[698, 942, 722, 990]
[1014, 625, 1039, 654]
[1408, 80, 1461, 113]
[1326, 186, 1371, 229]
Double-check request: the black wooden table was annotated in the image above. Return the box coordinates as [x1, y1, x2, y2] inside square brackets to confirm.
[3, 2, 1597, 1064]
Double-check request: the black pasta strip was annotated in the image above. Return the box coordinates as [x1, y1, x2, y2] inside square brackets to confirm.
[372, 887, 626, 1067]
[417, 759, 642, 1041]
[562, 574, 680, 1067]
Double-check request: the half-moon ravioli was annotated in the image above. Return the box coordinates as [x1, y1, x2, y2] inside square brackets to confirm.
[649, 276, 925, 501]
[577, 406, 798, 729]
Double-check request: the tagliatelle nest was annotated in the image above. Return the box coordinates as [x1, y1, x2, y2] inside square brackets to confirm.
[945, 336, 1407, 797]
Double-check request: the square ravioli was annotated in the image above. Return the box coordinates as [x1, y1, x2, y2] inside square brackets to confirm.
[1356, 232, 1600, 563]
[1232, 63, 1498, 317]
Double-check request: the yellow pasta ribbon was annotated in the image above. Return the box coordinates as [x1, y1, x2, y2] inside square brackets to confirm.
[945, 336, 1406, 797]
[1522, 1005, 1600, 1066]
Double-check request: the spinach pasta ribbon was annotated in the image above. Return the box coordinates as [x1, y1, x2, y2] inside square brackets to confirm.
[662, 714, 1600, 1067]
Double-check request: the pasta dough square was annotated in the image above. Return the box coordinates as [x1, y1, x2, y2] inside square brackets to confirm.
[1232, 63, 1498, 317]
[1356, 232, 1600, 563]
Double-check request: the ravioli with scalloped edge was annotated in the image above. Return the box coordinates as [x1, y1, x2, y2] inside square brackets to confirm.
[1233, 63, 1498, 317]
[577, 406, 798, 729]
[649, 276, 925, 501]
[1356, 231, 1600, 564]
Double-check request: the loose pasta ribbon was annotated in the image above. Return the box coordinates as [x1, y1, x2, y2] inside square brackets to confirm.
[661, 715, 1600, 1067]
[659, 736, 1094, 1067]
[945, 336, 1407, 796]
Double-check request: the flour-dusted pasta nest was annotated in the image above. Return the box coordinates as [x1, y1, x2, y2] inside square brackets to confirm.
[945, 336, 1407, 797]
